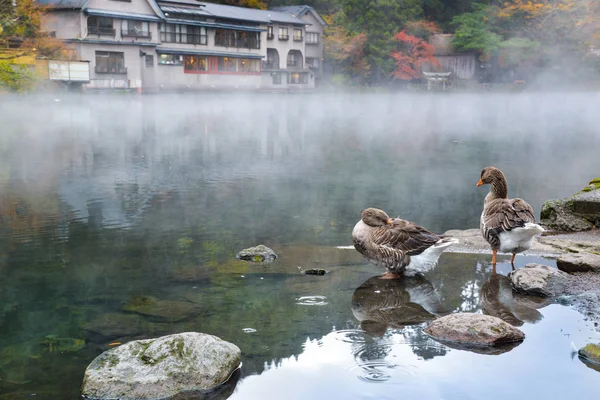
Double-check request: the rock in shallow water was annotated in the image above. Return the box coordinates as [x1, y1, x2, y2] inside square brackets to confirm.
[424, 313, 525, 347]
[81, 332, 241, 400]
[508, 263, 569, 297]
[578, 343, 600, 372]
[557, 252, 600, 273]
[235, 245, 277, 263]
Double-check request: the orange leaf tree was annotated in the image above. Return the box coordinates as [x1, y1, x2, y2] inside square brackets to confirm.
[390, 25, 440, 81]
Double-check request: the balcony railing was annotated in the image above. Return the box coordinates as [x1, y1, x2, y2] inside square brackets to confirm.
[121, 29, 152, 39]
[287, 61, 299, 68]
[95, 66, 127, 74]
[279, 34, 289, 41]
[262, 61, 278, 69]
[160, 32, 207, 45]
[293, 36, 303, 42]
[88, 26, 116, 37]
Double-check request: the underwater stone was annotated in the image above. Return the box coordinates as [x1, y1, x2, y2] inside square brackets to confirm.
[82, 312, 148, 339]
[424, 313, 525, 346]
[303, 268, 327, 276]
[122, 296, 202, 322]
[508, 263, 569, 297]
[235, 245, 278, 263]
[81, 332, 241, 400]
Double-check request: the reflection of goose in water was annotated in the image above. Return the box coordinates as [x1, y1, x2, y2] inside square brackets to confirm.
[480, 272, 543, 326]
[351, 274, 447, 337]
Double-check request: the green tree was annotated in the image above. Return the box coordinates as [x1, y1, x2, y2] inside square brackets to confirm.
[451, 4, 502, 54]
[338, 0, 423, 82]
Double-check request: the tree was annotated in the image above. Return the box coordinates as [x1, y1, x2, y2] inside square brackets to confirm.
[338, 0, 424, 82]
[390, 27, 439, 80]
[323, 12, 370, 83]
[212, 0, 268, 9]
[451, 4, 502, 54]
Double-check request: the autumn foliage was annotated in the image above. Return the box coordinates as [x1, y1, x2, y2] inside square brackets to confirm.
[390, 30, 439, 80]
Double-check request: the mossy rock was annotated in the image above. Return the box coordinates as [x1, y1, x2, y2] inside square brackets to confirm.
[235, 245, 277, 263]
[579, 343, 600, 371]
[580, 178, 600, 193]
[81, 332, 241, 400]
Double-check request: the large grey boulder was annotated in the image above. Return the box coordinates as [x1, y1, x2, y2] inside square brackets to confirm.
[424, 313, 525, 347]
[235, 245, 277, 263]
[82, 332, 241, 400]
[540, 179, 600, 232]
[557, 253, 600, 273]
[508, 263, 569, 297]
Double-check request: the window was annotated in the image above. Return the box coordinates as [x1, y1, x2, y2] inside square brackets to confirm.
[184, 55, 208, 72]
[288, 72, 308, 84]
[145, 55, 154, 68]
[306, 32, 319, 44]
[267, 26, 274, 40]
[159, 54, 183, 65]
[160, 24, 207, 45]
[216, 57, 260, 73]
[287, 51, 300, 67]
[278, 27, 288, 40]
[87, 16, 114, 36]
[215, 29, 260, 49]
[272, 72, 282, 85]
[306, 57, 319, 70]
[121, 20, 150, 38]
[293, 29, 303, 42]
[95, 51, 125, 74]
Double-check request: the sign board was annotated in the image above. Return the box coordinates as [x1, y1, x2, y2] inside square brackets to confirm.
[48, 61, 90, 82]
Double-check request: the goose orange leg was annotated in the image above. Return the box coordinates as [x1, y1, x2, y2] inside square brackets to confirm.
[380, 272, 401, 280]
[492, 249, 497, 274]
[510, 254, 516, 270]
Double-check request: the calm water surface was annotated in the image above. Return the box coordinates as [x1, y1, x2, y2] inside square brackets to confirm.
[1, 93, 599, 399]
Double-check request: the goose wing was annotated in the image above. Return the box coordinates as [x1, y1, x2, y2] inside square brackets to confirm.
[482, 198, 536, 247]
[371, 219, 442, 256]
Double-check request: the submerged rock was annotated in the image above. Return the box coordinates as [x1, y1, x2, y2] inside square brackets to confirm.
[557, 253, 600, 273]
[235, 245, 278, 263]
[578, 343, 600, 372]
[424, 313, 525, 347]
[123, 296, 202, 322]
[508, 263, 569, 297]
[540, 179, 600, 232]
[81, 332, 241, 400]
[82, 313, 148, 339]
[302, 268, 327, 276]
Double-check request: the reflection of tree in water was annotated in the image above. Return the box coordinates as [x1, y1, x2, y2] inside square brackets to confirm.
[403, 326, 448, 360]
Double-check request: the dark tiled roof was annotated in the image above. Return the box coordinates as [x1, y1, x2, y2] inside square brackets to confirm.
[271, 5, 327, 26]
[38, 0, 88, 9]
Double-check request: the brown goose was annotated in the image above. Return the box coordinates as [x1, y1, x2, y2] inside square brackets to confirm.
[352, 208, 458, 279]
[477, 166, 544, 271]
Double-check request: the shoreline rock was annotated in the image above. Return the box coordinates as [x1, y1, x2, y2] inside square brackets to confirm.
[81, 332, 241, 400]
[540, 178, 600, 232]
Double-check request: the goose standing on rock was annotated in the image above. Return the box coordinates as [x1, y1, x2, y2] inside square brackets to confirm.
[477, 166, 544, 272]
[352, 208, 458, 279]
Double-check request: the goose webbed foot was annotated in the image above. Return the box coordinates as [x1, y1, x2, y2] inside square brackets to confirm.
[379, 272, 402, 280]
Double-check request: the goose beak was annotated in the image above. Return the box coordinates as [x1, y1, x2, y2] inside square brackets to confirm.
[386, 219, 392, 225]
[476, 179, 484, 187]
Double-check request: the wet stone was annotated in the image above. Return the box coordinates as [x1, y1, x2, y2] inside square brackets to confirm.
[122, 296, 202, 322]
[236, 245, 278, 263]
[81, 332, 241, 400]
[424, 313, 525, 347]
[508, 263, 569, 297]
[557, 253, 600, 273]
[302, 268, 327, 276]
[579, 343, 600, 372]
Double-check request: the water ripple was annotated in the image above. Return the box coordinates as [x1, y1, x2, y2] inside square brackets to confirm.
[295, 295, 328, 306]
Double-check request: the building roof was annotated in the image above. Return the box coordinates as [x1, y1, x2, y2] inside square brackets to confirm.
[85, 8, 163, 22]
[157, 47, 263, 59]
[37, 0, 88, 9]
[271, 5, 327, 27]
[158, 1, 309, 26]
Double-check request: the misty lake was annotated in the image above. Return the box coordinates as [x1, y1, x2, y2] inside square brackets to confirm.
[1, 92, 600, 399]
